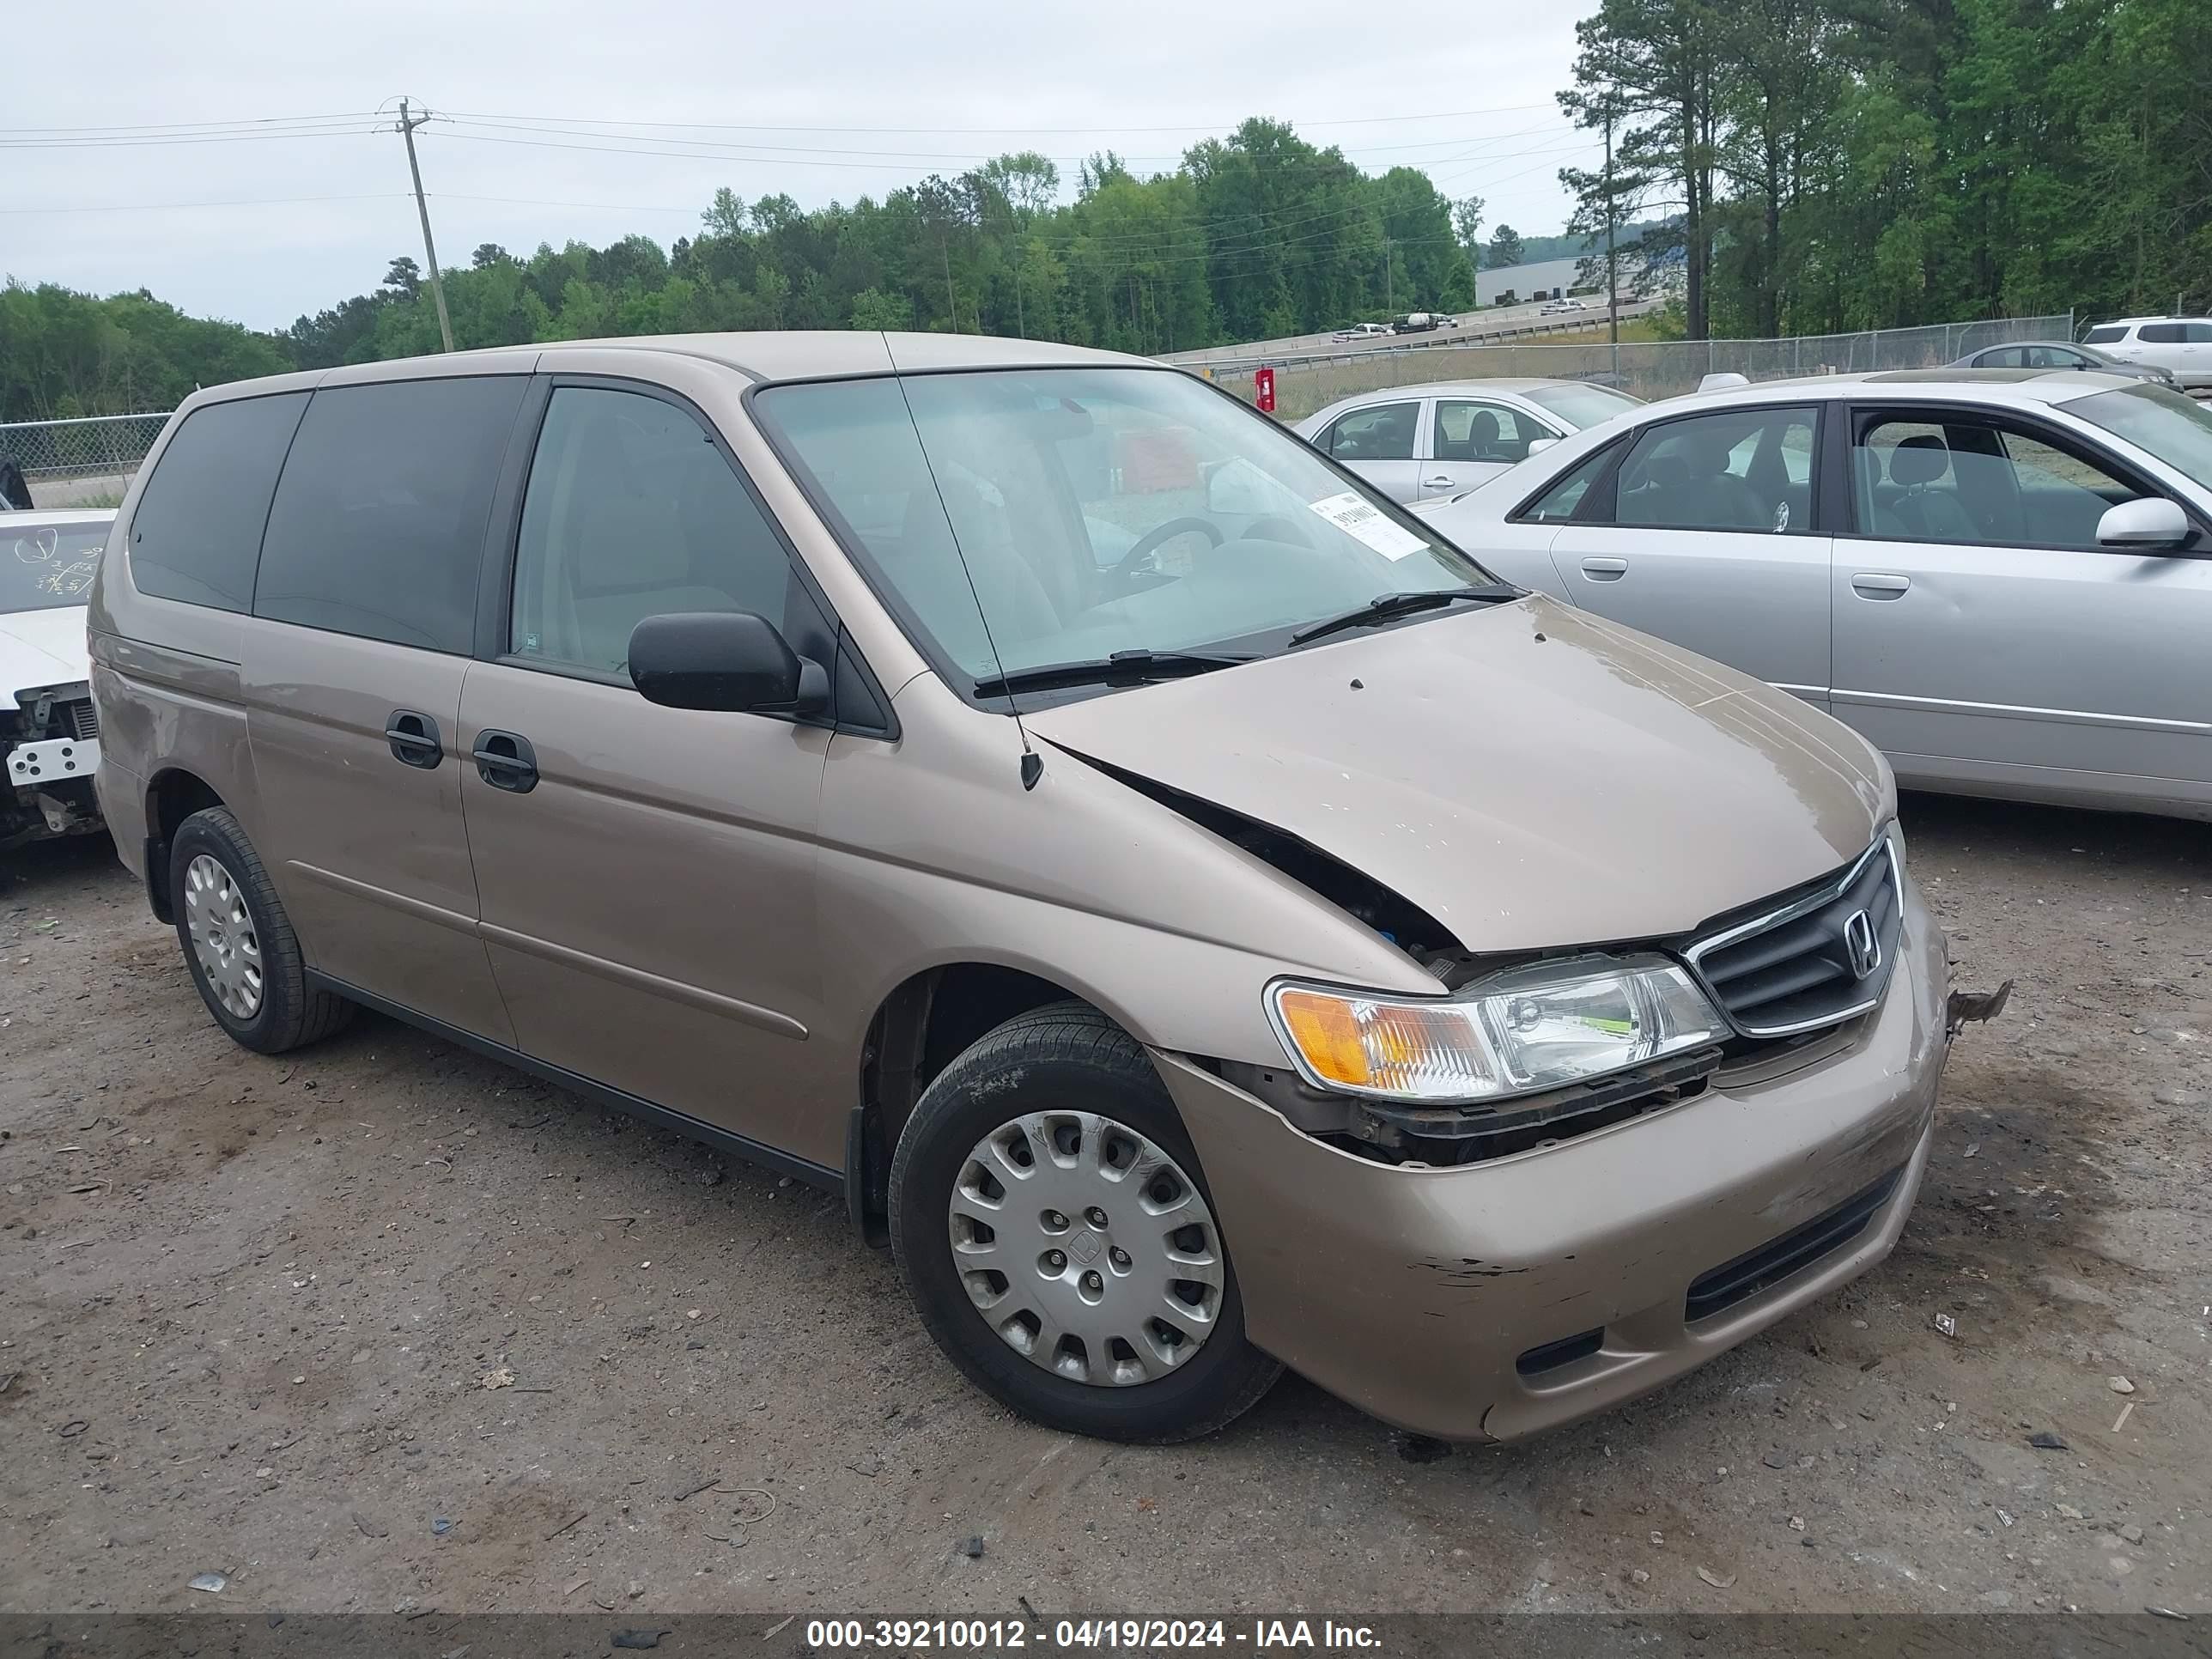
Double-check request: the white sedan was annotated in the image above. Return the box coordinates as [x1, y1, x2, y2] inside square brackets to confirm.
[1295, 378, 1644, 503]
[3, 508, 111, 848]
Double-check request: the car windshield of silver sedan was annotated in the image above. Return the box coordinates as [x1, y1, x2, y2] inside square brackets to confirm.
[2070, 384, 2212, 487]
[759, 368, 1505, 698]
[2, 520, 108, 614]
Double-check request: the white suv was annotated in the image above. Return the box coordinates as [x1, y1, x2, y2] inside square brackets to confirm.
[2080, 318, 2212, 392]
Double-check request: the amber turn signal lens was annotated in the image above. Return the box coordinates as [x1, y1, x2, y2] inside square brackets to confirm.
[1273, 988, 1370, 1087]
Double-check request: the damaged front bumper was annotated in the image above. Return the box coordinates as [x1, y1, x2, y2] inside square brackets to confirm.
[1155, 868, 1963, 1443]
[4, 684, 105, 849]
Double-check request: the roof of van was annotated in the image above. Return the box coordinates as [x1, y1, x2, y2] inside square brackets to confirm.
[179, 332, 1154, 410]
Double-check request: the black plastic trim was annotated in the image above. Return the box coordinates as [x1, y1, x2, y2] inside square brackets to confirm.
[1685, 1166, 1902, 1323]
[1516, 1328, 1604, 1377]
[305, 971, 844, 1194]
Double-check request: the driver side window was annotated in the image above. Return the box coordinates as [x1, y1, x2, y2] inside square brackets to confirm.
[510, 386, 796, 679]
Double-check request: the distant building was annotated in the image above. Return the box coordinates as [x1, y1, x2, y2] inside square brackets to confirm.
[1475, 257, 1589, 307]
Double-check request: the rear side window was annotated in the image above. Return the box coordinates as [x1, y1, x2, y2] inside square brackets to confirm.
[2081, 325, 2129, 343]
[1323, 402, 1417, 461]
[255, 377, 525, 653]
[2189, 324, 2212, 343]
[2138, 323, 2187, 344]
[126, 392, 308, 611]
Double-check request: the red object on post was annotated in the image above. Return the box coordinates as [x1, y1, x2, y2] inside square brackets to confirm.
[1254, 367, 1276, 414]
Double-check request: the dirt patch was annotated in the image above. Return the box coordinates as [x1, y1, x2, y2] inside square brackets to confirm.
[2, 794, 2205, 1615]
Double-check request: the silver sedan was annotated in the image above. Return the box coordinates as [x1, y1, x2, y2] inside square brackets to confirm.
[1294, 378, 1643, 504]
[1417, 369, 2212, 820]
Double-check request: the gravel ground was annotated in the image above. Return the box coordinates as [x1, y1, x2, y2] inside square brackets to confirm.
[2, 793, 2206, 1617]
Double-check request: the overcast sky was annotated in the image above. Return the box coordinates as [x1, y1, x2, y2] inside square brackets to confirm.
[8, 0, 1597, 332]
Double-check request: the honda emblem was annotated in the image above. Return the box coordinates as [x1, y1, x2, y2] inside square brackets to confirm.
[1843, 909, 1881, 981]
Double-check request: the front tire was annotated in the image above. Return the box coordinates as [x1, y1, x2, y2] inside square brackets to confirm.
[890, 1002, 1280, 1443]
[170, 807, 353, 1054]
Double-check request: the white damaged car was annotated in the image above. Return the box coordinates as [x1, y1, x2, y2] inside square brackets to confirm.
[3, 509, 111, 849]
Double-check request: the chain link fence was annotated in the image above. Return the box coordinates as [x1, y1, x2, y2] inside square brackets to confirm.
[1188, 314, 2079, 421]
[0, 413, 172, 507]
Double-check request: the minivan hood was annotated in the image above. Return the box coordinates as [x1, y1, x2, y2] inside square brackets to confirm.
[0, 606, 91, 702]
[1024, 597, 1887, 954]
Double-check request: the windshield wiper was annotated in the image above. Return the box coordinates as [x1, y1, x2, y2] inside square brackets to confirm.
[1286, 585, 1522, 648]
[972, 648, 1254, 699]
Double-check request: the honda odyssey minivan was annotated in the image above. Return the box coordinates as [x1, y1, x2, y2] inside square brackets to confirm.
[91, 332, 1966, 1444]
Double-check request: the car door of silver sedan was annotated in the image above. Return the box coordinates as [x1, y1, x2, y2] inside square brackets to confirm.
[1829, 404, 2212, 813]
[1547, 404, 1833, 704]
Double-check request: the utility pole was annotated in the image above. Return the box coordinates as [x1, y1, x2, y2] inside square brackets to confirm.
[1383, 236, 1393, 311]
[397, 100, 455, 354]
[943, 240, 957, 331]
[1603, 102, 1620, 384]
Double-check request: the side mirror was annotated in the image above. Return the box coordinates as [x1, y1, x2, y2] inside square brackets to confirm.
[628, 611, 830, 715]
[1525, 437, 1561, 457]
[2096, 496, 2191, 550]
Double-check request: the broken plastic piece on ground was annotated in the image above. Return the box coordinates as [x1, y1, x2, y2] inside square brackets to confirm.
[188, 1571, 228, 1593]
[1947, 979, 2014, 1037]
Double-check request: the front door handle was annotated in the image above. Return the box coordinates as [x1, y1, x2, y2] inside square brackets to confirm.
[385, 709, 442, 769]
[471, 729, 539, 793]
[1580, 556, 1628, 580]
[1851, 573, 1911, 599]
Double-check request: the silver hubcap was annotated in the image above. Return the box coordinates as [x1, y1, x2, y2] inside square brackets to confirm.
[184, 854, 263, 1019]
[948, 1111, 1225, 1388]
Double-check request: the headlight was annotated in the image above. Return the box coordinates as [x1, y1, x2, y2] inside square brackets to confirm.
[1269, 955, 1725, 1103]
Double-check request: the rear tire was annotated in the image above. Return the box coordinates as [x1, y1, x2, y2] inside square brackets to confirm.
[170, 807, 353, 1054]
[890, 1001, 1280, 1443]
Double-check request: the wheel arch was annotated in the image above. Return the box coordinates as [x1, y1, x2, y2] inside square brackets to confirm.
[142, 767, 227, 923]
[850, 961, 1111, 1245]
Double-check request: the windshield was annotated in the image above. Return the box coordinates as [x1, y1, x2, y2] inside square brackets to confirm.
[2, 520, 108, 614]
[1522, 383, 1642, 429]
[756, 368, 1498, 696]
[2069, 385, 2212, 487]
[2081, 325, 2129, 343]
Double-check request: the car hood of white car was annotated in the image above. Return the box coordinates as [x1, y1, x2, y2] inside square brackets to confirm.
[0, 606, 92, 704]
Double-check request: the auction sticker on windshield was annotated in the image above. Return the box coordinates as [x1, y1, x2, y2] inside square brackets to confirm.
[1307, 491, 1428, 560]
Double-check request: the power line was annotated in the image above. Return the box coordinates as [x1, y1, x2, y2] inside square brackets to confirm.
[0, 111, 382, 137]
[0, 191, 408, 216]
[438, 101, 1559, 136]
[0, 124, 384, 151]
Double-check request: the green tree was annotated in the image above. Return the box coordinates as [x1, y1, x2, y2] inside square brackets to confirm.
[1486, 224, 1526, 268]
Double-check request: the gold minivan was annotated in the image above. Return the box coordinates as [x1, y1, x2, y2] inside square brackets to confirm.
[92, 333, 1966, 1443]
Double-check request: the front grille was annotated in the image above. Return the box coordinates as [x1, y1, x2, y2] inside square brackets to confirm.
[1685, 837, 1900, 1037]
[64, 699, 99, 741]
[1685, 1168, 1902, 1322]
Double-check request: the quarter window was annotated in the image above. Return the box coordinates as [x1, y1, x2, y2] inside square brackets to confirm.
[1519, 446, 1615, 523]
[508, 386, 797, 678]
[1614, 407, 1817, 533]
[255, 377, 526, 653]
[1322, 402, 1417, 462]
[126, 392, 308, 612]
